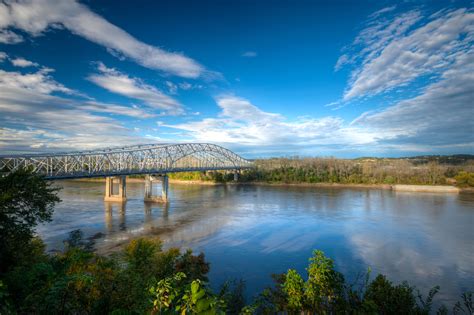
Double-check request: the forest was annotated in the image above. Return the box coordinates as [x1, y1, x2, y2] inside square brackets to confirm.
[170, 155, 474, 187]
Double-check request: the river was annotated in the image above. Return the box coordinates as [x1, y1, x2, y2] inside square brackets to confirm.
[37, 180, 474, 305]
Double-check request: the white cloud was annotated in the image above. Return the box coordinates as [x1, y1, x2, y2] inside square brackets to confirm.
[166, 95, 377, 152]
[81, 101, 154, 118]
[178, 82, 203, 90]
[179, 82, 193, 90]
[216, 95, 281, 122]
[369, 5, 397, 19]
[166, 81, 178, 95]
[166, 89, 473, 155]
[0, 68, 74, 95]
[0, 64, 156, 153]
[353, 48, 474, 148]
[10, 57, 39, 67]
[0, 52, 7, 62]
[242, 51, 257, 57]
[325, 6, 474, 154]
[0, 29, 23, 44]
[0, 0, 204, 78]
[88, 62, 183, 115]
[340, 8, 473, 101]
[334, 54, 349, 72]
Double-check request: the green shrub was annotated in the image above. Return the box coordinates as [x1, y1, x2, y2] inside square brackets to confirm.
[455, 171, 474, 187]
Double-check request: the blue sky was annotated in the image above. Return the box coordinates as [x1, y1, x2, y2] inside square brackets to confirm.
[0, 0, 473, 157]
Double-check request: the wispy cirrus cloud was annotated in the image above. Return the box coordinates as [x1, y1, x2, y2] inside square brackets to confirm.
[88, 62, 184, 115]
[242, 51, 257, 57]
[352, 48, 474, 148]
[338, 6, 474, 152]
[0, 0, 204, 78]
[335, 9, 422, 72]
[338, 7, 473, 101]
[368, 5, 397, 19]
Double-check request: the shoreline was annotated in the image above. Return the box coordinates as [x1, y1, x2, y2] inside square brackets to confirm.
[71, 178, 471, 193]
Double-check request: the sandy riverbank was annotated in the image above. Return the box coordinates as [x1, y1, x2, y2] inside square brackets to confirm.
[392, 184, 460, 193]
[72, 178, 472, 193]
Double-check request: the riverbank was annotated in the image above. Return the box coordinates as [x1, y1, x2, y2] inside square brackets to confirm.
[72, 177, 472, 193]
[392, 184, 460, 193]
[171, 180, 465, 193]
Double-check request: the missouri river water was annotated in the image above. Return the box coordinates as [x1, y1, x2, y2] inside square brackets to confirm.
[38, 180, 474, 305]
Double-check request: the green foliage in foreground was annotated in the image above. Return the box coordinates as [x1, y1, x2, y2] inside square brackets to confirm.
[0, 169, 60, 274]
[0, 233, 216, 314]
[1, 241, 473, 314]
[150, 273, 225, 314]
[1, 170, 473, 314]
[243, 251, 473, 314]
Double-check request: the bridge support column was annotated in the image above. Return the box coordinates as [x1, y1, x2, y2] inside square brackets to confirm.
[144, 174, 169, 203]
[162, 175, 169, 202]
[233, 171, 239, 181]
[104, 176, 127, 202]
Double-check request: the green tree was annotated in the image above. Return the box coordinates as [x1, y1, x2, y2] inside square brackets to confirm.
[218, 279, 246, 314]
[363, 274, 420, 314]
[305, 250, 345, 312]
[0, 169, 60, 273]
[282, 269, 305, 311]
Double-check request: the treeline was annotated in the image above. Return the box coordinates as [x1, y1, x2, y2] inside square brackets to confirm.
[1, 171, 473, 314]
[170, 157, 474, 187]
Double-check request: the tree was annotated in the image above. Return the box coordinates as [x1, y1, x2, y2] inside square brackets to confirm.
[363, 274, 419, 314]
[305, 250, 345, 312]
[0, 169, 61, 273]
[282, 269, 305, 311]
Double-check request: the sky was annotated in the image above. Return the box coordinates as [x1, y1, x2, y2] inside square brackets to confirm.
[0, 0, 473, 158]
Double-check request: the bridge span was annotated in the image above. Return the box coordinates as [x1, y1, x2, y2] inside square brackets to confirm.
[0, 143, 253, 203]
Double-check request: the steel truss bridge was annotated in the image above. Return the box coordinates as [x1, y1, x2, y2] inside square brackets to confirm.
[0, 143, 253, 180]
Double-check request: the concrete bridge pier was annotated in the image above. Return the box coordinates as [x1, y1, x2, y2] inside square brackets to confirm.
[104, 176, 127, 202]
[144, 174, 169, 203]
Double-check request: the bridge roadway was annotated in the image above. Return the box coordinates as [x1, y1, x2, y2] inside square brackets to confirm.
[0, 143, 253, 203]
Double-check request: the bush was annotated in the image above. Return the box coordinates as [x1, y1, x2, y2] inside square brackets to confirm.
[455, 171, 474, 187]
[2, 234, 212, 314]
[363, 275, 418, 314]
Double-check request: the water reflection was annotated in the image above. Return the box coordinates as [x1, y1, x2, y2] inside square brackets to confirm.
[38, 180, 474, 305]
[104, 202, 127, 232]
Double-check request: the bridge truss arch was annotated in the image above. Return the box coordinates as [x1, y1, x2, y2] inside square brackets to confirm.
[0, 143, 253, 180]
